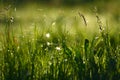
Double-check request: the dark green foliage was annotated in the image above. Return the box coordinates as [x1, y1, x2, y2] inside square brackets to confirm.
[0, 22, 119, 80]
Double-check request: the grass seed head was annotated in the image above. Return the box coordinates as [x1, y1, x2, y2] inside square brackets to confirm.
[78, 12, 87, 26]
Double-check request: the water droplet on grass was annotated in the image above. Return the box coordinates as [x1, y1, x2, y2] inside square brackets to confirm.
[52, 22, 56, 26]
[45, 33, 50, 38]
[11, 53, 13, 57]
[95, 36, 99, 40]
[47, 42, 51, 46]
[56, 46, 61, 51]
[8, 50, 10, 52]
[64, 59, 67, 62]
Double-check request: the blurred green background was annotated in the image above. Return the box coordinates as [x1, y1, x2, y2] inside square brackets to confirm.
[0, 0, 119, 32]
[0, 0, 119, 7]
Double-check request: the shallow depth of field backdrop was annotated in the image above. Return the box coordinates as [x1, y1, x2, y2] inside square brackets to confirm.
[0, 0, 120, 80]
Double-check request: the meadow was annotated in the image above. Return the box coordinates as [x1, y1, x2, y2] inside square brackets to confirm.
[0, 3, 120, 80]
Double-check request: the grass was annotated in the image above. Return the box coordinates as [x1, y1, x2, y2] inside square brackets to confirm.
[0, 5, 120, 80]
